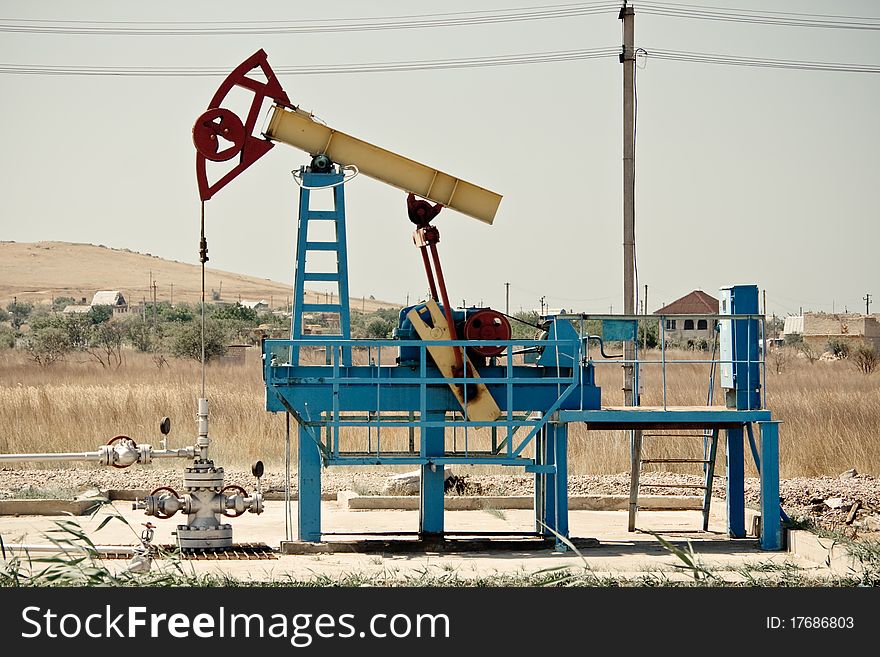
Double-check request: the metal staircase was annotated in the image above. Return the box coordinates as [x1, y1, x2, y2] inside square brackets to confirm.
[628, 429, 720, 531]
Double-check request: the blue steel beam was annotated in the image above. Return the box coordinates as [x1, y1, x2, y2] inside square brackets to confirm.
[726, 426, 746, 538]
[757, 421, 783, 550]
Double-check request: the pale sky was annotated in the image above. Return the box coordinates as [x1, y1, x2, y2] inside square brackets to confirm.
[0, 1, 877, 318]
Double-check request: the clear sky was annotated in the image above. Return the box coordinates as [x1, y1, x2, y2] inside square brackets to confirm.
[0, 1, 877, 318]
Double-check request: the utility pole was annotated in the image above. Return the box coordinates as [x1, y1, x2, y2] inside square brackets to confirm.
[621, 1, 642, 534]
[151, 278, 158, 332]
[865, 293, 873, 316]
[505, 282, 510, 315]
[621, 0, 636, 407]
[540, 296, 546, 315]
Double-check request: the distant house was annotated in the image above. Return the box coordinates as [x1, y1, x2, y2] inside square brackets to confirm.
[90, 290, 129, 315]
[782, 315, 804, 339]
[240, 299, 269, 311]
[653, 290, 719, 347]
[798, 313, 880, 352]
[62, 304, 91, 315]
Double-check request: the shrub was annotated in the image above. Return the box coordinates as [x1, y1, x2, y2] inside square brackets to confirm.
[0, 325, 15, 349]
[853, 343, 878, 375]
[827, 339, 850, 359]
[88, 304, 114, 325]
[6, 300, 33, 329]
[168, 321, 229, 362]
[26, 327, 71, 366]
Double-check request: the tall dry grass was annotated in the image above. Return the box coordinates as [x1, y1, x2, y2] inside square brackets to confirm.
[0, 346, 877, 477]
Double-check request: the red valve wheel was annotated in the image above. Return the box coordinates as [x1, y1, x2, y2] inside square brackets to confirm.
[106, 435, 137, 469]
[148, 486, 181, 520]
[220, 485, 249, 518]
[463, 309, 511, 358]
[192, 108, 246, 162]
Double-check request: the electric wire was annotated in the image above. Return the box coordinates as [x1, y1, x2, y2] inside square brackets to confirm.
[0, 3, 619, 35]
[2, 45, 876, 77]
[0, 48, 620, 76]
[645, 48, 880, 73]
[638, 2, 880, 31]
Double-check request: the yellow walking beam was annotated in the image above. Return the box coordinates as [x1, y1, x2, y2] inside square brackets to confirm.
[265, 105, 502, 225]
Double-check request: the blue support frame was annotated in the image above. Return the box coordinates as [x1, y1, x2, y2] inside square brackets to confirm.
[270, 283, 783, 550]
[726, 426, 746, 538]
[298, 423, 322, 542]
[420, 411, 446, 537]
[758, 421, 782, 550]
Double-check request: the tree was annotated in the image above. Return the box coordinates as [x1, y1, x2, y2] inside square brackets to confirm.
[60, 313, 93, 350]
[51, 296, 76, 311]
[168, 321, 229, 362]
[88, 304, 114, 325]
[163, 303, 194, 323]
[123, 317, 157, 353]
[26, 327, 71, 366]
[212, 303, 258, 323]
[510, 310, 541, 340]
[7, 300, 33, 329]
[638, 320, 659, 349]
[87, 321, 126, 369]
[0, 325, 15, 349]
[365, 317, 394, 338]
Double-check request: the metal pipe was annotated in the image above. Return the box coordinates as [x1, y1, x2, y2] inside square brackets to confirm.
[0, 446, 193, 464]
[150, 448, 196, 459]
[0, 451, 102, 463]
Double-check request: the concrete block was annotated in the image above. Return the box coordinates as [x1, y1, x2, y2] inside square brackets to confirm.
[0, 499, 105, 516]
[787, 529, 867, 576]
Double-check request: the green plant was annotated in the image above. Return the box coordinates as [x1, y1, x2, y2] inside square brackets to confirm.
[26, 326, 71, 366]
[212, 302, 258, 323]
[642, 530, 716, 582]
[51, 296, 76, 312]
[0, 325, 15, 349]
[86, 321, 126, 369]
[6, 300, 33, 329]
[827, 338, 851, 359]
[167, 320, 229, 362]
[88, 304, 114, 325]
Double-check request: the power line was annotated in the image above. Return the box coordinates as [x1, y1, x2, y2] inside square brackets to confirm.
[4, 46, 876, 78]
[639, 2, 880, 31]
[646, 48, 880, 73]
[0, 48, 620, 76]
[0, 3, 619, 35]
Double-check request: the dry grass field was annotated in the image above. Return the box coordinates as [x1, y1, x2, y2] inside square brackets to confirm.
[0, 345, 877, 478]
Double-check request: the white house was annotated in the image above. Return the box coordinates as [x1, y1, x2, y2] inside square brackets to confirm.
[90, 290, 129, 315]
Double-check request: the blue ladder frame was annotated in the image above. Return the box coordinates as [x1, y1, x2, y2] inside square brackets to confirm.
[290, 169, 351, 366]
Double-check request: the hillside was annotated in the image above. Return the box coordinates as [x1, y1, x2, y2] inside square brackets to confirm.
[0, 241, 396, 312]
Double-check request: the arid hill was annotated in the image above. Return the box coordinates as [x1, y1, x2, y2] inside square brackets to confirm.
[0, 241, 395, 311]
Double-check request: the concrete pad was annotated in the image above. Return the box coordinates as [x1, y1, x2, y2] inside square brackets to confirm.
[0, 499, 826, 583]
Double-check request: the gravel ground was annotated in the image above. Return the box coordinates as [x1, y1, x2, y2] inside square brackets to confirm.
[2, 466, 878, 537]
